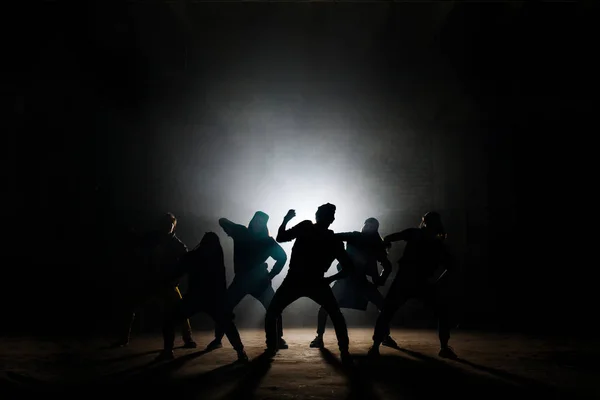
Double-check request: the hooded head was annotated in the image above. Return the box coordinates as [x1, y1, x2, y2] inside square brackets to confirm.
[248, 211, 269, 237]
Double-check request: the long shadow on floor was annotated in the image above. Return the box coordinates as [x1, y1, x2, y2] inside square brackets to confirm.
[5, 350, 274, 400]
[398, 347, 547, 389]
[101, 349, 162, 363]
[319, 348, 381, 400]
[102, 351, 273, 400]
[104, 347, 214, 382]
[395, 347, 599, 399]
[352, 350, 594, 400]
[222, 351, 274, 399]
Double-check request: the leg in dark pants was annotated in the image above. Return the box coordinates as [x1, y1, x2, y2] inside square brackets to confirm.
[112, 289, 143, 347]
[163, 286, 194, 345]
[315, 279, 349, 338]
[427, 289, 452, 349]
[206, 305, 245, 352]
[317, 280, 383, 338]
[162, 298, 192, 351]
[214, 277, 251, 342]
[364, 282, 385, 310]
[420, 287, 457, 358]
[265, 278, 303, 350]
[162, 294, 247, 361]
[372, 276, 413, 347]
[316, 306, 328, 336]
[255, 284, 284, 341]
[363, 280, 399, 348]
[307, 282, 350, 353]
[314, 279, 345, 337]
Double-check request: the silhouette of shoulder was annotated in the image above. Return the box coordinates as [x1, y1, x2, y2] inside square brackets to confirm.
[291, 220, 314, 235]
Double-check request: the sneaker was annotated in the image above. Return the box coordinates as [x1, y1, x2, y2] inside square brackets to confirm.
[382, 335, 399, 348]
[277, 338, 289, 349]
[309, 336, 324, 349]
[182, 340, 198, 349]
[206, 339, 223, 351]
[438, 346, 458, 360]
[367, 345, 380, 357]
[236, 350, 249, 363]
[155, 350, 175, 361]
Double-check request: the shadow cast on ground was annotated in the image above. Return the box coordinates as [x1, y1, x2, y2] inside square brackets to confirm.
[352, 350, 594, 400]
[2, 347, 596, 400]
[319, 348, 381, 400]
[0, 349, 273, 400]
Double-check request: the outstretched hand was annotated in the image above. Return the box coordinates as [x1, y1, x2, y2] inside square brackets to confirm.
[284, 209, 296, 222]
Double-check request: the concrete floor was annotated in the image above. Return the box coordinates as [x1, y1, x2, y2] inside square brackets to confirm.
[1, 328, 598, 399]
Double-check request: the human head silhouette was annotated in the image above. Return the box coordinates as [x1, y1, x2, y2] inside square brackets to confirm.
[248, 211, 269, 237]
[420, 211, 446, 239]
[362, 217, 380, 234]
[158, 212, 177, 235]
[315, 203, 336, 227]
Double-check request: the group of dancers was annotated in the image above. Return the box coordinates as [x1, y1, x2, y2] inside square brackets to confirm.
[112, 203, 458, 364]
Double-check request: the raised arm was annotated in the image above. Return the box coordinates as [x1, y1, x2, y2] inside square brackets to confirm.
[276, 209, 299, 243]
[268, 241, 288, 279]
[218, 218, 246, 239]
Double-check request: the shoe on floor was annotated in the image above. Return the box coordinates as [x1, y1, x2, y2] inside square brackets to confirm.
[236, 350, 249, 363]
[182, 340, 197, 349]
[206, 339, 223, 351]
[381, 335, 399, 348]
[438, 346, 458, 360]
[309, 336, 324, 349]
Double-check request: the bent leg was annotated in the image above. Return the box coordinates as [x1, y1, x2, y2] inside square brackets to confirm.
[309, 283, 349, 352]
[206, 305, 244, 352]
[373, 278, 411, 346]
[162, 296, 195, 351]
[215, 277, 250, 341]
[316, 306, 328, 335]
[256, 284, 284, 339]
[365, 281, 385, 310]
[265, 279, 301, 349]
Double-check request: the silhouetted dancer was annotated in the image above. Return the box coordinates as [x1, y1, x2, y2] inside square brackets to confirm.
[157, 232, 248, 362]
[265, 204, 354, 364]
[111, 213, 197, 349]
[309, 217, 398, 349]
[369, 212, 458, 359]
[206, 212, 288, 351]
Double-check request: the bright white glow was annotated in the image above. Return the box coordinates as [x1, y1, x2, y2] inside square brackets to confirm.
[194, 101, 395, 286]
[214, 137, 386, 288]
